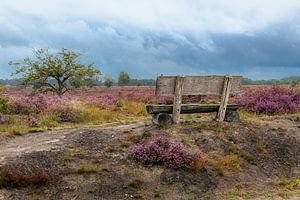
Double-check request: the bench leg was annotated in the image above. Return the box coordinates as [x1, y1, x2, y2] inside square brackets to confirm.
[172, 76, 184, 124]
[216, 76, 233, 122]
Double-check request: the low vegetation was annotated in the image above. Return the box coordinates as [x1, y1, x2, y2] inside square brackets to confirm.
[0, 164, 54, 188]
[236, 85, 300, 114]
[0, 87, 158, 134]
[76, 167, 98, 174]
[130, 135, 206, 171]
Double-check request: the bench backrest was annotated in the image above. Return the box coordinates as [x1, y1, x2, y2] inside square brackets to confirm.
[155, 75, 242, 96]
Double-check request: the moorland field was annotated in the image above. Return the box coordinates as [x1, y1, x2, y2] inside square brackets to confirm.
[0, 84, 299, 200]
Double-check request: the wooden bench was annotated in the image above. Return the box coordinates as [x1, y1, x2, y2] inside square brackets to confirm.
[146, 75, 243, 125]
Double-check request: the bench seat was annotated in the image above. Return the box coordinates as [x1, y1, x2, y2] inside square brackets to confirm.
[146, 103, 240, 115]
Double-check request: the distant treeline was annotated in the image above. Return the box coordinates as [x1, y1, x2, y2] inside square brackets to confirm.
[1, 76, 299, 86]
[242, 76, 300, 85]
[0, 78, 156, 86]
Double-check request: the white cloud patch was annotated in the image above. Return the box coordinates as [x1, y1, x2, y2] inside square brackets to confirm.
[0, 0, 300, 79]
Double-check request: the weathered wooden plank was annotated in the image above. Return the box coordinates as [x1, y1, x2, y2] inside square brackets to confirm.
[172, 76, 184, 124]
[155, 75, 242, 96]
[146, 104, 239, 114]
[216, 76, 232, 122]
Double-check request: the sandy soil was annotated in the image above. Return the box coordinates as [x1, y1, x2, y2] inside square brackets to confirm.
[0, 117, 299, 200]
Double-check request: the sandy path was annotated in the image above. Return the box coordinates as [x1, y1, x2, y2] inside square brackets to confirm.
[0, 121, 149, 165]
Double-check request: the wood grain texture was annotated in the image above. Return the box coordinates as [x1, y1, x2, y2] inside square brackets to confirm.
[216, 76, 233, 122]
[155, 75, 242, 96]
[172, 76, 184, 124]
[146, 104, 239, 114]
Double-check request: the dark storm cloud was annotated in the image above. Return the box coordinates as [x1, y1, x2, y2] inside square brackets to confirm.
[1, 0, 300, 79]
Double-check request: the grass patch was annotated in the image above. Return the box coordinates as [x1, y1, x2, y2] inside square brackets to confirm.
[40, 115, 59, 128]
[154, 191, 162, 198]
[0, 100, 148, 135]
[270, 178, 300, 190]
[8, 124, 30, 135]
[129, 179, 143, 189]
[209, 154, 241, 176]
[228, 143, 254, 162]
[64, 147, 87, 161]
[257, 139, 268, 155]
[76, 167, 98, 174]
[71, 101, 147, 124]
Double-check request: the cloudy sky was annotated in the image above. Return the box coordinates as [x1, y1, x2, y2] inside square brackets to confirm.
[1, 0, 300, 80]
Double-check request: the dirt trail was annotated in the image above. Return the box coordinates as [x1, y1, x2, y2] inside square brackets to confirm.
[0, 121, 149, 165]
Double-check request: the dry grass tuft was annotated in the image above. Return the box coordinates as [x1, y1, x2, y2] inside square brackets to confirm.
[208, 154, 241, 176]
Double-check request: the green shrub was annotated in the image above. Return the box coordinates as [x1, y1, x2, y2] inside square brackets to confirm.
[40, 115, 59, 127]
[129, 179, 143, 189]
[0, 97, 9, 114]
[76, 167, 98, 174]
[5, 116, 16, 124]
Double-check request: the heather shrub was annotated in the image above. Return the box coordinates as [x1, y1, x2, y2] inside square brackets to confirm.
[131, 136, 206, 171]
[55, 106, 76, 122]
[27, 116, 40, 127]
[9, 94, 48, 115]
[236, 86, 300, 114]
[0, 164, 54, 188]
[9, 94, 62, 115]
[85, 94, 119, 108]
[156, 96, 173, 104]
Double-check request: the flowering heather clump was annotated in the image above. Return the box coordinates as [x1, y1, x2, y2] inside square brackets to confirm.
[9, 94, 63, 115]
[55, 106, 76, 122]
[131, 136, 206, 171]
[85, 94, 119, 108]
[27, 117, 40, 127]
[236, 85, 300, 114]
[156, 96, 173, 104]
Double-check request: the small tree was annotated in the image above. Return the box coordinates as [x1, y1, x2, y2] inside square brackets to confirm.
[104, 74, 114, 88]
[10, 48, 100, 95]
[135, 76, 142, 86]
[118, 71, 130, 86]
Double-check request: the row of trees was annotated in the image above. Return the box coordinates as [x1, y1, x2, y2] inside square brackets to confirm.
[103, 73, 156, 88]
[9, 48, 149, 96]
[104, 72, 131, 88]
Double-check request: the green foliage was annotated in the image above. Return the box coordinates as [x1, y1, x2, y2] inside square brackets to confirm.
[135, 76, 142, 86]
[10, 48, 100, 95]
[104, 74, 114, 88]
[118, 71, 131, 86]
[5, 116, 16, 124]
[0, 86, 9, 113]
[0, 97, 9, 114]
[270, 178, 300, 190]
[40, 115, 59, 127]
[76, 167, 98, 174]
[129, 179, 143, 189]
[154, 191, 162, 198]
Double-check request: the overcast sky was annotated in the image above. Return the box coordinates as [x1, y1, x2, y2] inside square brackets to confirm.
[1, 0, 300, 79]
